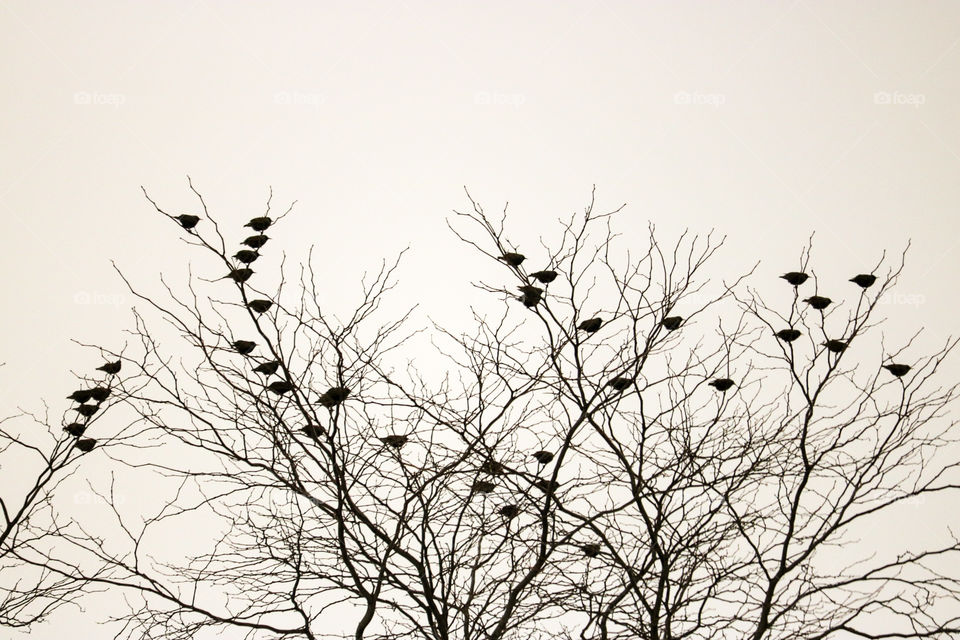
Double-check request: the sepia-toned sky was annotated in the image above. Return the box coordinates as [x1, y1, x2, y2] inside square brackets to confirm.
[2, 1, 959, 637]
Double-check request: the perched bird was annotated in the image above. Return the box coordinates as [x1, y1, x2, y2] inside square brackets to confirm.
[175, 214, 200, 230]
[300, 424, 325, 440]
[780, 272, 809, 286]
[850, 274, 877, 288]
[472, 480, 496, 494]
[607, 376, 633, 392]
[75, 438, 97, 453]
[883, 363, 911, 377]
[242, 234, 270, 249]
[74, 404, 99, 418]
[227, 268, 254, 283]
[253, 361, 281, 376]
[64, 423, 86, 437]
[578, 317, 603, 333]
[267, 380, 295, 395]
[233, 249, 260, 264]
[776, 329, 802, 343]
[480, 460, 506, 475]
[661, 316, 683, 331]
[499, 504, 521, 519]
[580, 543, 601, 558]
[247, 299, 273, 314]
[530, 270, 558, 284]
[803, 296, 832, 310]
[88, 386, 110, 403]
[532, 450, 554, 464]
[66, 389, 94, 403]
[498, 252, 526, 267]
[380, 434, 409, 449]
[233, 340, 257, 355]
[245, 216, 272, 232]
[534, 479, 560, 494]
[823, 339, 847, 354]
[708, 378, 735, 392]
[97, 360, 122, 375]
[318, 386, 350, 407]
[518, 285, 543, 308]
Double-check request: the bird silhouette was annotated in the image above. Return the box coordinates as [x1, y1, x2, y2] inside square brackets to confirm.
[175, 214, 200, 230]
[578, 317, 603, 333]
[472, 480, 496, 494]
[776, 329, 802, 343]
[850, 274, 877, 288]
[233, 249, 260, 264]
[75, 438, 97, 453]
[532, 450, 554, 464]
[803, 296, 832, 310]
[708, 378, 735, 392]
[781, 272, 809, 286]
[300, 424, 325, 439]
[380, 434, 409, 448]
[883, 363, 911, 377]
[88, 387, 110, 403]
[64, 423, 86, 437]
[233, 340, 257, 355]
[580, 543, 601, 558]
[253, 361, 281, 375]
[318, 386, 350, 407]
[534, 479, 560, 494]
[97, 360, 122, 375]
[244, 216, 272, 232]
[247, 299, 273, 314]
[499, 504, 521, 519]
[530, 270, 558, 284]
[480, 460, 506, 475]
[74, 404, 99, 418]
[518, 285, 543, 308]
[607, 376, 633, 392]
[242, 234, 270, 249]
[661, 316, 683, 331]
[66, 389, 94, 403]
[498, 252, 525, 267]
[823, 339, 847, 353]
[267, 380, 295, 395]
[226, 268, 254, 283]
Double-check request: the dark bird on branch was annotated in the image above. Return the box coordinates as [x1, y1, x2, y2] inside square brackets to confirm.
[534, 479, 560, 494]
[247, 299, 273, 314]
[531, 450, 554, 464]
[518, 285, 543, 308]
[708, 378, 735, 392]
[607, 377, 633, 392]
[380, 435, 408, 449]
[174, 214, 200, 230]
[883, 363, 911, 377]
[64, 423, 86, 437]
[580, 543, 601, 558]
[776, 329, 802, 343]
[244, 216, 272, 232]
[472, 480, 496, 494]
[97, 360, 122, 375]
[781, 272, 809, 286]
[301, 424, 325, 440]
[88, 386, 110, 403]
[578, 317, 603, 333]
[480, 460, 506, 475]
[823, 339, 847, 353]
[74, 404, 99, 418]
[498, 252, 525, 267]
[850, 274, 877, 288]
[267, 380, 295, 395]
[242, 234, 270, 249]
[253, 361, 281, 376]
[804, 296, 832, 310]
[318, 386, 350, 407]
[499, 504, 521, 519]
[233, 340, 257, 355]
[233, 249, 260, 264]
[66, 389, 94, 403]
[661, 316, 683, 331]
[530, 270, 558, 284]
[76, 438, 97, 453]
[226, 268, 254, 283]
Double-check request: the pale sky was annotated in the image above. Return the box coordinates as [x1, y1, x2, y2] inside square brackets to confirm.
[2, 1, 959, 638]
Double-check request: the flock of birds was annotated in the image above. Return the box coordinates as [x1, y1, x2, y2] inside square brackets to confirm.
[62, 359, 120, 453]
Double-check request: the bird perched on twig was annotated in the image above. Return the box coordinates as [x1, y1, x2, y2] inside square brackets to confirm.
[518, 285, 543, 308]
[578, 317, 603, 333]
[76, 438, 97, 453]
[233, 249, 260, 264]
[498, 252, 525, 267]
[97, 360, 122, 375]
[883, 363, 911, 377]
[244, 216, 272, 232]
[247, 299, 273, 314]
[499, 504, 521, 519]
[580, 543, 601, 558]
[661, 316, 683, 331]
[242, 235, 270, 249]
[708, 378, 735, 392]
[823, 339, 847, 354]
[74, 404, 99, 418]
[253, 361, 281, 376]
[225, 268, 254, 283]
[850, 274, 877, 288]
[174, 214, 200, 230]
[300, 424, 325, 439]
[531, 450, 554, 464]
[380, 435, 409, 449]
[534, 479, 560, 494]
[318, 386, 350, 407]
[480, 460, 506, 475]
[66, 389, 94, 403]
[803, 296, 832, 310]
[233, 340, 257, 355]
[776, 329, 802, 343]
[471, 480, 496, 494]
[267, 380, 295, 395]
[780, 272, 809, 286]
[88, 386, 110, 403]
[530, 270, 558, 284]
[607, 377, 633, 392]
[64, 423, 86, 437]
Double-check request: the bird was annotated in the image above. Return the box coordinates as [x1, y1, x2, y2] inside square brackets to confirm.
[803, 296, 832, 310]
[518, 285, 543, 308]
[883, 363, 911, 377]
[247, 299, 273, 314]
[471, 480, 496, 494]
[530, 270, 558, 284]
[531, 450, 554, 464]
[498, 252, 525, 267]
[776, 329, 802, 343]
[244, 216, 272, 232]
[233, 340, 257, 355]
[380, 435, 409, 448]
[850, 274, 877, 288]
[534, 479, 560, 494]
[607, 377, 633, 392]
[96, 360, 122, 375]
[578, 317, 603, 333]
[780, 272, 809, 286]
[66, 389, 94, 403]
[661, 316, 683, 331]
[318, 386, 350, 407]
[226, 268, 254, 283]
[499, 504, 521, 519]
[175, 214, 200, 230]
[75, 438, 97, 453]
[74, 404, 99, 418]
[267, 380, 295, 395]
[300, 424, 325, 439]
[480, 460, 506, 475]
[233, 249, 260, 264]
[242, 235, 270, 249]
[580, 543, 601, 558]
[253, 361, 281, 376]
[823, 339, 847, 354]
[708, 378, 735, 392]
[64, 423, 86, 437]
[88, 387, 110, 403]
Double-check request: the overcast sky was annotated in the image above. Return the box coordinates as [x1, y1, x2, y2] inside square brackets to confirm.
[2, 1, 959, 638]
